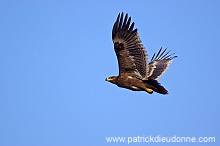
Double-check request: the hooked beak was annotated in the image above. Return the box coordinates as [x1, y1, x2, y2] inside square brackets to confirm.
[105, 78, 113, 81]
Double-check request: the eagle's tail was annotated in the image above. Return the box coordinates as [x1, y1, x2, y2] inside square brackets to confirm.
[143, 79, 168, 95]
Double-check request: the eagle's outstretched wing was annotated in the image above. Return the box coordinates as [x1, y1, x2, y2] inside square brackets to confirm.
[112, 12, 148, 79]
[148, 48, 177, 80]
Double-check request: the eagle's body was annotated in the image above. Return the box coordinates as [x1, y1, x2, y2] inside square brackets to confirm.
[106, 13, 177, 94]
[107, 75, 153, 93]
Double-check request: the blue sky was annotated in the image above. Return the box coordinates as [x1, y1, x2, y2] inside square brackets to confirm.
[0, 0, 220, 146]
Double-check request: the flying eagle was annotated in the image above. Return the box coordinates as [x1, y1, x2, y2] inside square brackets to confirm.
[105, 12, 177, 94]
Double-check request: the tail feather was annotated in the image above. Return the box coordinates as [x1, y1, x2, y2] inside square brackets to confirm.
[143, 79, 168, 95]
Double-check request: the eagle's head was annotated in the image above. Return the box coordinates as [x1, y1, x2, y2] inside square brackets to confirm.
[105, 76, 117, 84]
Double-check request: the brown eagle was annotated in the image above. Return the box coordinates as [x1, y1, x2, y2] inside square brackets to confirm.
[105, 12, 177, 94]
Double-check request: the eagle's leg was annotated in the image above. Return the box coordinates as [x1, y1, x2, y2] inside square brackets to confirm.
[131, 80, 154, 94]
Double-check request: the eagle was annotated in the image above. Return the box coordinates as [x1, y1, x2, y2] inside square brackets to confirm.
[105, 12, 177, 94]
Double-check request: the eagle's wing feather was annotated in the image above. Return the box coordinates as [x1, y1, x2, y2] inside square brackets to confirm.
[148, 48, 177, 80]
[112, 13, 148, 79]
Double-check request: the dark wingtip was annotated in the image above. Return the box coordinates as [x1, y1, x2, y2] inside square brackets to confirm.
[129, 22, 135, 31]
[151, 48, 178, 61]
